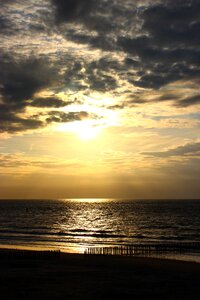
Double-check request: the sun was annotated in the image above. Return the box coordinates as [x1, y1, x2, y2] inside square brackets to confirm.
[73, 123, 101, 141]
[55, 101, 120, 140]
[58, 120, 102, 141]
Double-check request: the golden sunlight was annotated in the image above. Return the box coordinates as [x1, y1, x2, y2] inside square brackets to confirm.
[58, 120, 102, 140]
[64, 198, 112, 203]
[73, 123, 101, 141]
[56, 102, 120, 141]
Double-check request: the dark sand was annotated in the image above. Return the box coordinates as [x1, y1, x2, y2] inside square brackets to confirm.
[0, 249, 200, 300]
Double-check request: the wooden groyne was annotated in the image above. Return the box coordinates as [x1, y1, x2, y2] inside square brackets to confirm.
[84, 242, 200, 256]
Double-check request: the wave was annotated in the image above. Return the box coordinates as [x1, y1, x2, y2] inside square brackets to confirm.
[0, 228, 199, 244]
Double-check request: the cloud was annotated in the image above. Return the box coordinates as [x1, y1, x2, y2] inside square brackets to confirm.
[52, 0, 139, 52]
[52, 0, 117, 36]
[30, 97, 72, 108]
[118, 1, 200, 89]
[46, 111, 91, 123]
[0, 56, 56, 105]
[0, 16, 12, 34]
[0, 0, 200, 138]
[177, 94, 200, 107]
[142, 1, 200, 48]
[0, 55, 59, 133]
[0, 152, 78, 171]
[53, 0, 200, 106]
[52, 0, 94, 24]
[0, 52, 105, 134]
[64, 57, 119, 92]
[142, 142, 200, 158]
[0, 111, 44, 133]
[83, 59, 118, 92]
[0, 153, 26, 168]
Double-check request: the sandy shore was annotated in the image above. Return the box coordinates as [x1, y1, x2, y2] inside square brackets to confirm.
[0, 249, 200, 300]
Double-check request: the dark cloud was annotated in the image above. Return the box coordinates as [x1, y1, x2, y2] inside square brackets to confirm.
[52, 0, 117, 35]
[65, 30, 115, 52]
[30, 97, 72, 108]
[52, 0, 94, 24]
[142, 142, 200, 158]
[87, 59, 118, 92]
[0, 56, 56, 105]
[0, 55, 58, 133]
[122, 90, 200, 109]
[119, 43, 200, 89]
[65, 57, 119, 92]
[177, 94, 200, 107]
[158, 93, 180, 102]
[124, 58, 140, 68]
[0, 1, 53, 38]
[118, 1, 200, 89]
[107, 104, 124, 110]
[52, 0, 130, 52]
[0, 0, 200, 135]
[0, 16, 12, 34]
[55, 0, 200, 99]
[46, 111, 90, 123]
[142, 2, 200, 47]
[0, 107, 44, 133]
[0, 0, 15, 3]
[0, 52, 111, 133]
[64, 60, 88, 91]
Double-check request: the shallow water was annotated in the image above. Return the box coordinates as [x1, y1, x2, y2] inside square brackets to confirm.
[0, 199, 200, 257]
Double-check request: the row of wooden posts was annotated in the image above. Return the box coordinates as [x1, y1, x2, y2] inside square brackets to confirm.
[84, 242, 200, 256]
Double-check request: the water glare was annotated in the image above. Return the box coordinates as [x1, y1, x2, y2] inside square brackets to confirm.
[0, 199, 200, 255]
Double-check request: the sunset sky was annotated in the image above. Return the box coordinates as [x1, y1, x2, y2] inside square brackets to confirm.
[0, 0, 200, 199]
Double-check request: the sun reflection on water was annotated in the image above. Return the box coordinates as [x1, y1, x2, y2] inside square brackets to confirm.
[61, 198, 114, 203]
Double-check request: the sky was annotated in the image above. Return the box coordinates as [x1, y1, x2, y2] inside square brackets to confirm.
[0, 0, 200, 199]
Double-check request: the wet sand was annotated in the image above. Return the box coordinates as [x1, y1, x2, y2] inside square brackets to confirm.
[0, 249, 200, 300]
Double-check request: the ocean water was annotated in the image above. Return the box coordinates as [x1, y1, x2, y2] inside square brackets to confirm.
[0, 199, 200, 258]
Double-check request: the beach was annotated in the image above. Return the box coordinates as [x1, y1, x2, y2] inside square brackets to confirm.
[0, 249, 200, 300]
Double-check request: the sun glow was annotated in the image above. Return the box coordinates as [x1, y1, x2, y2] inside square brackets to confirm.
[64, 198, 112, 203]
[73, 123, 101, 141]
[56, 100, 120, 140]
[58, 120, 102, 140]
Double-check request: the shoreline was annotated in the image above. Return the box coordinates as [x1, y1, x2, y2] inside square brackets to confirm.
[1, 244, 200, 264]
[0, 248, 200, 299]
[1, 246, 200, 266]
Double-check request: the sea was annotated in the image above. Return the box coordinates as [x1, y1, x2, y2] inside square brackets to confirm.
[0, 199, 200, 262]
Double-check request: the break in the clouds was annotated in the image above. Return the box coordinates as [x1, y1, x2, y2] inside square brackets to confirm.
[0, 0, 200, 133]
[0, 0, 200, 198]
[1, 1, 200, 115]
